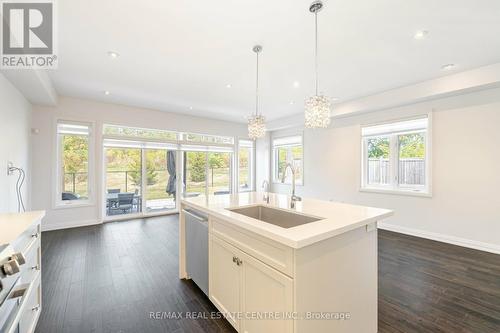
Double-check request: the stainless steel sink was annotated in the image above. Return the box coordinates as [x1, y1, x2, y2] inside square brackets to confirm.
[227, 205, 323, 228]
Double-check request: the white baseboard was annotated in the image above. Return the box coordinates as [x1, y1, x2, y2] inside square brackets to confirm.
[42, 219, 101, 232]
[378, 222, 500, 255]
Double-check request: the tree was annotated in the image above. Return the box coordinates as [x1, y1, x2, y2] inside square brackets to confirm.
[189, 152, 206, 182]
[128, 152, 162, 187]
[208, 153, 228, 186]
[367, 137, 389, 158]
[399, 133, 425, 158]
[63, 135, 89, 173]
[239, 149, 249, 168]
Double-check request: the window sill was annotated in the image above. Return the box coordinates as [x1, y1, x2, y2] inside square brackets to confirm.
[54, 201, 95, 210]
[359, 187, 432, 198]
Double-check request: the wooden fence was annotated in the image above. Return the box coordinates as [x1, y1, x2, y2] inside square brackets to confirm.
[368, 158, 425, 185]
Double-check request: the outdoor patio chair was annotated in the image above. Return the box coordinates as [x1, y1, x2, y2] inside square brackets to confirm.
[109, 193, 134, 214]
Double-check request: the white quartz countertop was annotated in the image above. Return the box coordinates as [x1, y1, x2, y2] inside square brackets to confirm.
[181, 192, 393, 249]
[0, 211, 45, 246]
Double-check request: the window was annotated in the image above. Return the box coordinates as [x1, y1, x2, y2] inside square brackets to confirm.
[361, 117, 430, 195]
[238, 140, 254, 192]
[181, 132, 234, 145]
[273, 135, 303, 184]
[56, 121, 92, 204]
[103, 124, 178, 141]
[103, 138, 179, 218]
[182, 148, 233, 198]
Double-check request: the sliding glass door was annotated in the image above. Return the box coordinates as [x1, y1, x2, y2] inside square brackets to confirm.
[104, 143, 178, 219]
[144, 149, 176, 213]
[208, 152, 231, 195]
[105, 147, 142, 217]
[183, 151, 207, 197]
[182, 151, 232, 198]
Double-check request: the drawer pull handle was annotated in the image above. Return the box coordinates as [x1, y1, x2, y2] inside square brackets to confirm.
[32, 305, 40, 312]
[32, 265, 40, 271]
[232, 256, 243, 266]
[31, 233, 39, 239]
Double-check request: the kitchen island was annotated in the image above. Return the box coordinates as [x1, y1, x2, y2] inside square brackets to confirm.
[179, 192, 393, 333]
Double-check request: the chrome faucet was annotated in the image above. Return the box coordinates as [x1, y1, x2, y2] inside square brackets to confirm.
[262, 180, 270, 204]
[281, 163, 302, 208]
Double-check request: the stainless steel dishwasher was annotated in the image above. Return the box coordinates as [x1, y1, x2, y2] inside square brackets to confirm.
[184, 209, 209, 296]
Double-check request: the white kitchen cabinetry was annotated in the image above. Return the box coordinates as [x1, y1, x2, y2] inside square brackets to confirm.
[239, 249, 293, 333]
[209, 234, 293, 333]
[206, 216, 378, 333]
[209, 235, 242, 330]
[180, 193, 390, 333]
[0, 211, 44, 333]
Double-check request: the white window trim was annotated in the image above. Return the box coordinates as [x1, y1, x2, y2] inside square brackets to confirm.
[360, 114, 432, 197]
[102, 123, 235, 147]
[54, 119, 96, 208]
[272, 134, 304, 185]
[237, 139, 255, 193]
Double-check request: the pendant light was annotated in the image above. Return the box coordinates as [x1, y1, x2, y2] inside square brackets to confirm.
[304, 0, 331, 128]
[248, 45, 266, 140]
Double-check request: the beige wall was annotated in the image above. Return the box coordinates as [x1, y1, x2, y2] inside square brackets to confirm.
[0, 73, 32, 213]
[31, 96, 248, 230]
[268, 87, 500, 253]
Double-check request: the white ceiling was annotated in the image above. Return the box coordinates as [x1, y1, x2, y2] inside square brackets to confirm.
[49, 0, 500, 123]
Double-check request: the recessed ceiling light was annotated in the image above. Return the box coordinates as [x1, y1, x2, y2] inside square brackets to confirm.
[104, 90, 110, 95]
[293, 81, 300, 88]
[290, 101, 295, 105]
[189, 106, 193, 110]
[331, 97, 339, 102]
[107, 51, 119, 59]
[441, 64, 455, 71]
[226, 84, 232, 88]
[413, 30, 428, 40]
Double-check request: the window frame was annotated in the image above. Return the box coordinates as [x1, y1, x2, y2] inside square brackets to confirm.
[360, 115, 432, 197]
[237, 139, 255, 192]
[54, 120, 95, 208]
[272, 135, 304, 185]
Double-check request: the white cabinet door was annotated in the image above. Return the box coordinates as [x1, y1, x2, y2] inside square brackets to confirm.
[209, 235, 241, 330]
[239, 251, 294, 333]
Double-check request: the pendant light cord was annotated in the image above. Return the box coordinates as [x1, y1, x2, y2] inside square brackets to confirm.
[314, 11, 319, 96]
[255, 50, 259, 117]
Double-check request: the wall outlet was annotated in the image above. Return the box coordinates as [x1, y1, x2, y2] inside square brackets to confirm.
[7, 161, 14, 175]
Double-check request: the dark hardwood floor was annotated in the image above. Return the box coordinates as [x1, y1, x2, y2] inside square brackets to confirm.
[35, 215, 500, 333]
[379, 230, 500, 333]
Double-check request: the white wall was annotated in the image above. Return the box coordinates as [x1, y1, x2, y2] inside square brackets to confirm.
[0, 73, 32, 213]
[268, 87, 500, 253]
[31, 96, 248, 230]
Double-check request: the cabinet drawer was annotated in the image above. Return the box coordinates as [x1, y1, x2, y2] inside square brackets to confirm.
[211, 218, 294, 277]
[11, 220, 40, 255]
[19, 274, 41, 333]
[20, 238, 41, 284]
